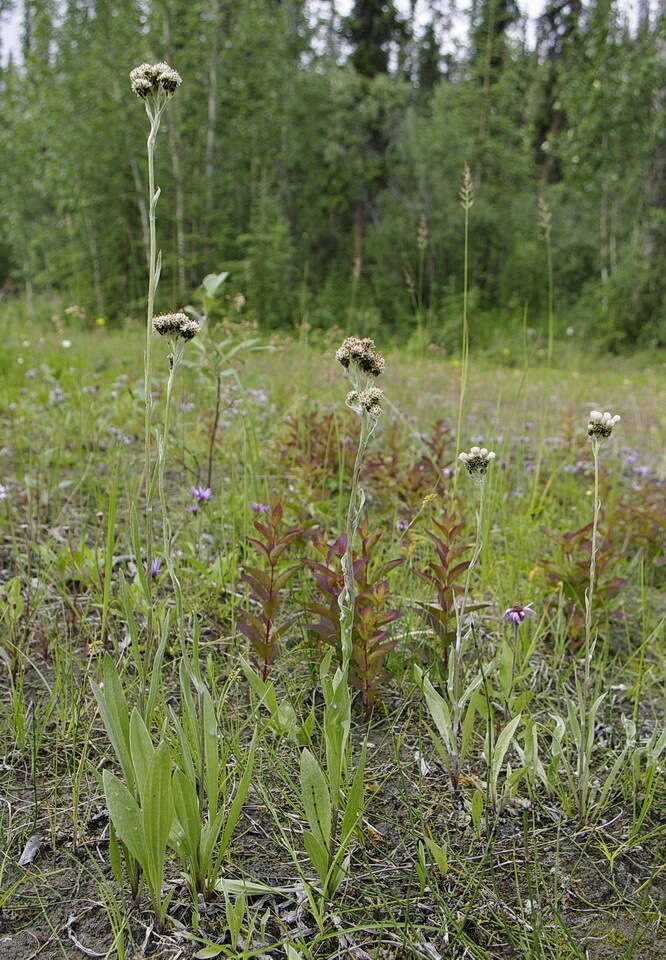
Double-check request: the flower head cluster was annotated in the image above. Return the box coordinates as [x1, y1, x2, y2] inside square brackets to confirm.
[588, 410, 621, 440]
[130, 61, 182, 100]
[503, 604, 536, 626]
[336, 337, 385, 378]
[153, 312, 200, 341]
[346, 386, 384, 419]
[459, 446, 496, 481]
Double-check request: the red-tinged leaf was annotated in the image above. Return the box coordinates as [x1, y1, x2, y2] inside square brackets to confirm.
[264, 595, 279, 621]
[236, 620, 263, 646]
[304, 622, 339, 643]
[241, 573, 270, 604]
[273, 617, 299, 640]
[564, 523, 594, 541]
[307, 602, 336, 621]
[247, 536, 271, 559]
[426, 531, 446, 552]
[269, 538, 299, 563]
[244, 564, 271, 586]
[239, 609, 264, 633]
[302, 559, 333, 577]
[251, 521, 273, 541]
[328, 535, 347, 562]
[273, 564, 300, 591]
[380, 558, 404, 575]
[449, 560, 471, 580]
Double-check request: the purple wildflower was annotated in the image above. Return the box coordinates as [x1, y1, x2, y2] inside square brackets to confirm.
[186, 503, 199, 514]
[396, 519, 409, 533]
[144, 557, 162, 578]
[181, 400, 196, 412]
[191, 486, 213, 503]
[250, 502, 269, 514]
[503, 604, 536, 626]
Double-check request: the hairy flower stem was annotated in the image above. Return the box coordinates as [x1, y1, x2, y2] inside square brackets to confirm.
[143, 106, 166, 645]
[584, 438, 601, 686]
[339, 410, 376, 677]
[157, 343, 186, 644]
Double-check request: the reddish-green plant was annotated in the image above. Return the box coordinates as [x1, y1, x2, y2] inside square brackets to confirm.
[415, 511, 484, 665]
[303, 526, 403, 714]
[236, 503, 304, 679]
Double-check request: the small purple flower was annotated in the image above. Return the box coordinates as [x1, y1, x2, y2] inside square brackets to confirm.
[191, 486, 213, 503]
[144, 557, 162, 578]
[186, 503, 199, 514]
[26, 368, 38, 378]
[395, 519, 409, 533]
[181, 400, 196, 412]
[250, 502, 269, 514]
[503, 604, 536, 626]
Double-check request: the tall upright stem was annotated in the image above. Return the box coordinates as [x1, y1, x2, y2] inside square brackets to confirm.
[584, 438, 600, 686]
[339, 412, 374, 677]
[143, 105, 165, 644]
[158, 345, 185, 645]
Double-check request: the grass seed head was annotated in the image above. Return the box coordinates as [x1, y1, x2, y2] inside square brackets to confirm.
[588, 410, 621, 440]
[130, 61, 182, 100]
[459, 445, 496, 481]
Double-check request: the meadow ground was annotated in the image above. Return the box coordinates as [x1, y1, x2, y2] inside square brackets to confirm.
[0, 317, 665, 959]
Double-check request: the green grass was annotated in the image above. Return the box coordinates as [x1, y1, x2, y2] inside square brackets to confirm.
[0, 315, 665, 959]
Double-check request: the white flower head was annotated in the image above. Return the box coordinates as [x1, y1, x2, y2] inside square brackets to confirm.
[588, 410, 621, 440]
[459, 446, 496, 482]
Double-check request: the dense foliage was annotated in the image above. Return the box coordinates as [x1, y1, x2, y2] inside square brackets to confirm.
[0, 0, 664, 347]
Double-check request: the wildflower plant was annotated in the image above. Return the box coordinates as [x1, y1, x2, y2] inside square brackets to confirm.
[335, 336, 385, 675]
[129, 61, 182, 640]
[568, 409, 621, 821]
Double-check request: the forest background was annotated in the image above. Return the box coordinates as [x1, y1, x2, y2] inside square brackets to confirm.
[0, 0, 664, 350]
